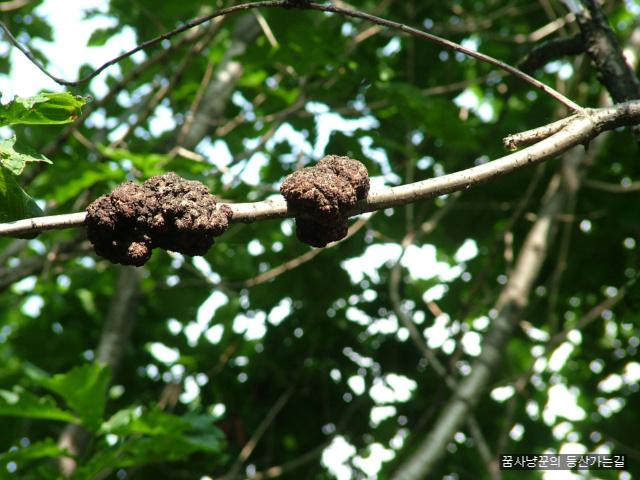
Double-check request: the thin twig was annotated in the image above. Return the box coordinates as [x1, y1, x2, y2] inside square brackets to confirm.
[503, 117, 573, 151]
[311, 2, 581, 111]
[177, 58, 217, 145]
[108, 18, 221, 149]
[387, 194, 460, 386]
[221, 384, 296, 480]
[1, 1, 582, 112]
[40, 16, 222, 159]
[583, 179, 640, 192]
[0, 0, 30, 12]
[509, 277, 631, 395]
[0, 2, 280, 87]
[249, 441, 331, 479]
[466, 416, 501, 480]
[232, 215, 369, 288]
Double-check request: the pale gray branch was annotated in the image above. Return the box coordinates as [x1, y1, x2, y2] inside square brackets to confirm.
[2, 101, 640, 239]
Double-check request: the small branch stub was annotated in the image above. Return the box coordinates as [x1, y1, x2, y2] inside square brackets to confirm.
[86, 172, 232, 266]
[280, 155, 369, 247]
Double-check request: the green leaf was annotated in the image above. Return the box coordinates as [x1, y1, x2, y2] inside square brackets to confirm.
[24, 362, 111, 433]
[98, 146, 171, 177]
[87, 26, 121, 47]
[102, 408, 224, 451]
[0, 387, 78, 423]
[70, 449, 120, 480]
[181, 411, 226, 452]
[0, 438, 69, 465]
[0, 135, 52, 175]
[72, 409, 224, 477]
[0, 92, 87, 127]
[50, 162, 124, 204]
[0, 167, 45, 238]
[102, 407, 190, 437]
[374, 82, 479, 149]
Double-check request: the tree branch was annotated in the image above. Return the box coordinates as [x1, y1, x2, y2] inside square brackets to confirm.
[517, 35, 584, 74]
[175, 13, 262, 151]
[568, 0, 640, 143]
[571, 0, 640, 104]
[1, 101, 639, 239]
[58, 266, 143, 477]
[221, 384, 295, 480]
[232, 216, 369, 288]
[583, 179, 640, 192]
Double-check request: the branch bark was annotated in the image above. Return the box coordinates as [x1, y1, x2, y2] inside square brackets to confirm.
[573, 0, 640, 104]
[568, 0, 640, 143]
[517, 35, 584, 74]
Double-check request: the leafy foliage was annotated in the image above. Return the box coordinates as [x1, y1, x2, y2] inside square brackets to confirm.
[0, 1, 639, 480]
[0, 166, 45, 227]
[0, 93, 86, 127]
[0, 92, 87, 231]
[0, 363, 224, 476]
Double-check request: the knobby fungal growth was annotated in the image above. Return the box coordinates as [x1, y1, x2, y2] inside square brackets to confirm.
[86, 172, 232, 266]
[280, 155, 369, 247]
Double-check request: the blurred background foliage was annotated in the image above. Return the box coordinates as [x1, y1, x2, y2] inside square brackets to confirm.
[0, 0, 639, 479]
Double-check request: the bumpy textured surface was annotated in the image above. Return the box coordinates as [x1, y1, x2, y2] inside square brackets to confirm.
[86, 172, 232, 266]
[280, 155, 369, 247]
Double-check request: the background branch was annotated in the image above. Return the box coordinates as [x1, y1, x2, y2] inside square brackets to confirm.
[58, 266, 143, 477]
[392, 156, 568, 480]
